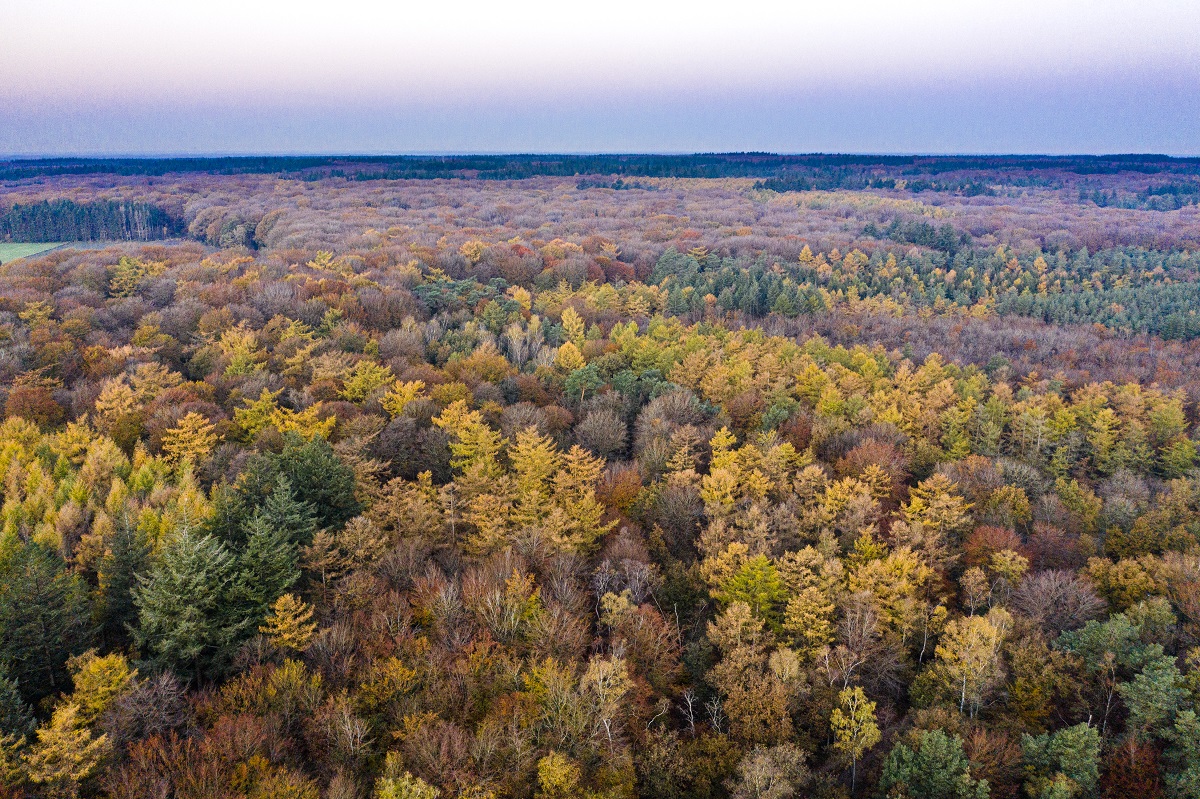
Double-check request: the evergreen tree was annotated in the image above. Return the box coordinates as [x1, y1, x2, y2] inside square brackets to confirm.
[1021, 723, 1100, 799]
[133, 528, 247, 683]
[877, 730, 989, 799]
[259, 476, 319, 547]
[95, 519, 151, 649]
[0, 667, 34, 740]
[231, 511, 301, 622]
[237, 433, 360, 531]
[0, 543, 94, 705]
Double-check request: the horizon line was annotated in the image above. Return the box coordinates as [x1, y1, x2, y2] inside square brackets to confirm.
[4, 151, 1200, 161]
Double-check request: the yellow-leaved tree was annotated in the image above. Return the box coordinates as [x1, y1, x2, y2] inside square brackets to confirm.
[160, 412, 219, 467]
[260, 593, 318, 652]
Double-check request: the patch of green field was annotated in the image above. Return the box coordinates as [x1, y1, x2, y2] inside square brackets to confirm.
[0, 243, 67, 263]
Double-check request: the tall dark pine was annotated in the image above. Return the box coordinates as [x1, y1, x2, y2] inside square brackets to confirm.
[0, 543, 94, 705]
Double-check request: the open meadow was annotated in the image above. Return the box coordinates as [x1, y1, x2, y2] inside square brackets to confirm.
[0, 242, 64, 263]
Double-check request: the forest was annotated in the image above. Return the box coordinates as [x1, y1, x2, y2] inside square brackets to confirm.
[1, 155, 1200, 799]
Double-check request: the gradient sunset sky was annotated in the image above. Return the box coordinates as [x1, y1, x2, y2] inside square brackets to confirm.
[3, 0, 1199, 155]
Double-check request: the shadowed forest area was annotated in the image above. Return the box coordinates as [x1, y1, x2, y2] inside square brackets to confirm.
[2, 154, 1200, 799]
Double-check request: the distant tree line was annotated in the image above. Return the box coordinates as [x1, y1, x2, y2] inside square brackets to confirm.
[0, 199, 185, 242]
[4, 152, 1200, 181]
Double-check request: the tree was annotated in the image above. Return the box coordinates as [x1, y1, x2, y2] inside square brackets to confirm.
[582, 654, 632, 753]
[133, 528, 246, 682]
[340, 359, 394, 403]
[877, 730, 990, 799]
[231, 511, 301, 622]
[254, 476, 319, 547]
[1021, 723, 1101, 799]
[716, 555, 788, 630]
[561, 306, 586, 347]
[381, 380, 427, 418]
[95, 519, 151, 649]
[66, 650, 135, 727]
[1165, 710, 1200, 799]
[902, 473, 972, 545]
[831, 686, 881, 794]
[375, 771, 440, 799]
[260, 593, 318, 652]
[0, 667, 34, 741]
[160, 411, 219, 466]
[556, 341, 586, 372]
[237, 433, 360, 531]
[575, 408, 628, 459]
[23, 702, 110, 799]
[728, 744, 810, 799]
[0, 543, 94, 705]
[1056, 611, 1154, 735]
[1118, 656, 1187, 742]
[707, 603, 794, 745]
[783, 585, 836, 659]
[536, 751, 582, 799]
[926, 608, 1011, 717]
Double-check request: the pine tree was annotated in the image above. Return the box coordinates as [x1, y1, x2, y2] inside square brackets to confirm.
[133, 528, 246, 682]
[231, 512, 300, 622]
[877, 730, 988, 799]
[0, 543, 94, 705]
[1021, 723, 1100, 799]
[95, 518, 150, 649]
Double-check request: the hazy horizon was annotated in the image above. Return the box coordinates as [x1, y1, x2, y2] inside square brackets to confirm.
[4, 0, 1199, 156]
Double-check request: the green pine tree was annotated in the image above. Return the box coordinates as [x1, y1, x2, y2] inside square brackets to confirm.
[259, 476, 319, 547]
[231, 512, 301, 622]
[877, 730, 989, 799]
[0, 543, 94, 705]
[95, 519, 151, 649]
[133, 528, 247, 683]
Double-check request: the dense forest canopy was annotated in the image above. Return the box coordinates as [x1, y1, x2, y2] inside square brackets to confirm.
[1, 157, 1200, 799]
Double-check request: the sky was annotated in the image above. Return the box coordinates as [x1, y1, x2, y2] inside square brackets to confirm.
[2, 0, 1199, 156]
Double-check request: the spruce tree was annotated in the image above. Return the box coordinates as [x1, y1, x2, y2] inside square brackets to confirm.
[231, 511, 301, 623]
[260, 476, 319, 547]
[238, 434, 359, 531]
[95, 519, 151, 649]
[0, 543, 94, 705]
[133, 528, 246, 683]
[0, 667, 34, 740]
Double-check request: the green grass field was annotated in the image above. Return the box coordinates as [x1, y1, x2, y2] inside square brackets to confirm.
[0, 243, 68, 263]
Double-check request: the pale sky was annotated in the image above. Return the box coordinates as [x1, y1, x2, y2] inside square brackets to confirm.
[2, 0, 1199, 155]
